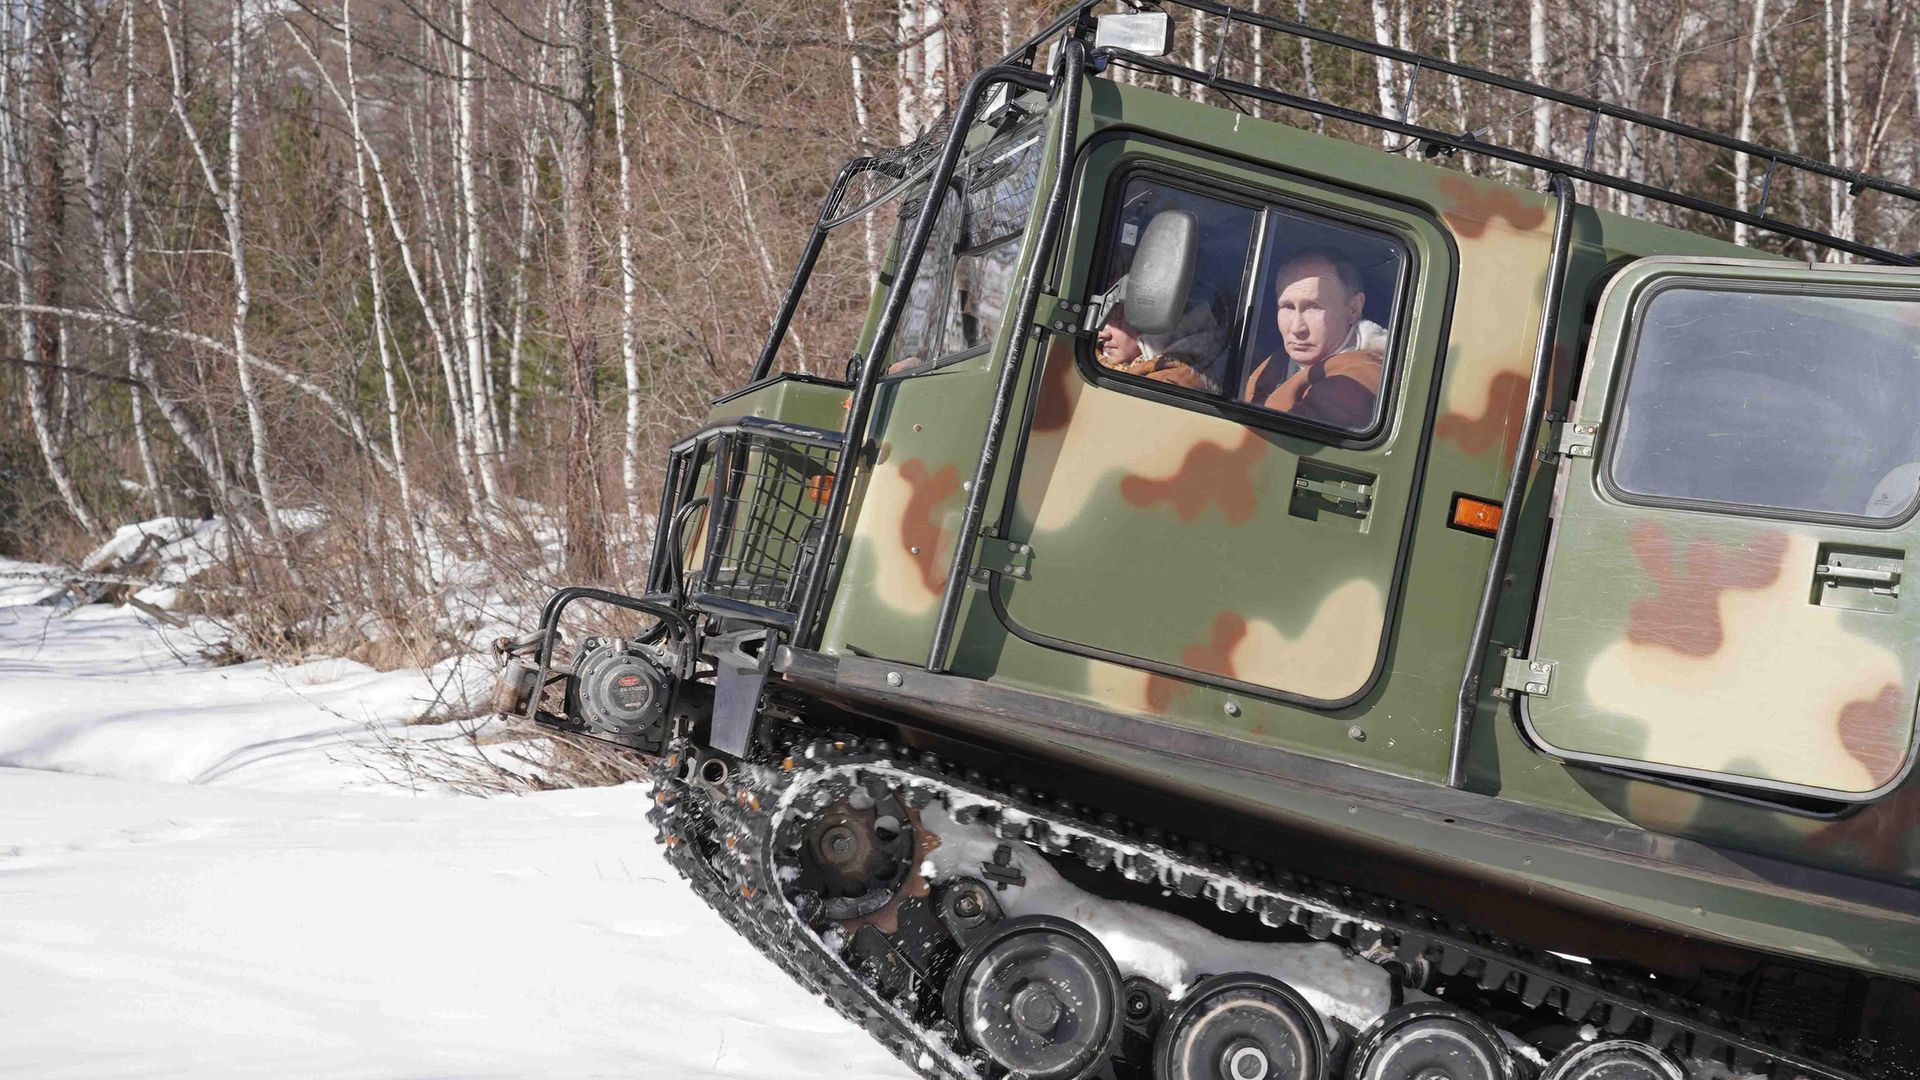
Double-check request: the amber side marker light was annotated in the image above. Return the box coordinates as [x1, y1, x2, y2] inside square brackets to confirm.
[1449, 494, 1503, 537]
[807, 472, 835, 505]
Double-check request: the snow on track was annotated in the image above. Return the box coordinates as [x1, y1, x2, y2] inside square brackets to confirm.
[0, 559, 908, 1079]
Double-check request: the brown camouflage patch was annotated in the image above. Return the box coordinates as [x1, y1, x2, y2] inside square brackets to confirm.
[1434, 369, 1527, 458]
[1145, 612, 1246, 711]
[1118, 430, 1262, 524]
[1032, 342, 1077, 433]
[1838, 683, 1909, 788]
[1625, 524, 1790, 657]
[1436, 173, 1548, 237]
[898, 459, 961, 591]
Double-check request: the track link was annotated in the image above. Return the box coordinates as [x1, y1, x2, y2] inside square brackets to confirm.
[648, 732, 1865, 1080]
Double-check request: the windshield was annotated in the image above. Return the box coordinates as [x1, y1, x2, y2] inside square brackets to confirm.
[881, 124, 1046, 376]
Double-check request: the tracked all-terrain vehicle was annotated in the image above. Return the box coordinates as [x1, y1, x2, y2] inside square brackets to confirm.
[495, 6, 1920, 1080]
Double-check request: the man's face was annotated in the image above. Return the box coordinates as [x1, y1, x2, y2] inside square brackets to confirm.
[1096, 306, 1143, 368]
[1274, 259, 1364, 368]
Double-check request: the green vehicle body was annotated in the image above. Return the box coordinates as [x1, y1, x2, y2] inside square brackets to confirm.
[526, 37, 1920, 1060]
[652, 47, 1919, 1036]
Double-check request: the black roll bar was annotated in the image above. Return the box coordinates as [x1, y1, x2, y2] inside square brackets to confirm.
[1449, 173, 1577, 790]
[747, 158, 875, 384]
[791, 61, 1059, 643]
[926, 37, 1088, 672]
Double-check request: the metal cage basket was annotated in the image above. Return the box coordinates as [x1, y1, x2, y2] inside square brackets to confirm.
[652, 418, 844, 625]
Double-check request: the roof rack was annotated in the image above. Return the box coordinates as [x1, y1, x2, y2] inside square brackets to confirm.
[1081, 0, 1918, 266]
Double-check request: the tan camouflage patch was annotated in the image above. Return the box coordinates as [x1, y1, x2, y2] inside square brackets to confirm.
[1019, 342, 1265, 532]
[1582, 532, 1912, 794]
[1108, 581, 1387, 711]
[1429, 176, 1553, 466]
[854, 448, 960, 615]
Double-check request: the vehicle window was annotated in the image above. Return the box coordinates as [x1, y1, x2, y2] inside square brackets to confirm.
[1092, 174, 1406, 437]
[886, 129, 1043, 376]
[1608, 284, 1920, 521]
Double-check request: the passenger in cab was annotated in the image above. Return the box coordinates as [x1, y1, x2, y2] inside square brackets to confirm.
[1242, 249, 1388, 431]
[1094, 284, 1231, 394]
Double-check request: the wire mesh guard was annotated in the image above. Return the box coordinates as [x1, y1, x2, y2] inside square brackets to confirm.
[693, 426, 842, 614]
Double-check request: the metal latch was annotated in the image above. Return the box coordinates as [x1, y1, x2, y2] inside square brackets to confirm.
[1033, 293, 1090, 337]
[1550, 421, 1598, 459]
[974, 534, 1035, 580]
[1293, 475, 1373, 511]
[1497, 654, 1555, 697]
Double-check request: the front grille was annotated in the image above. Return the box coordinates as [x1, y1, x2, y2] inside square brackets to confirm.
[654, 418, 843, 624]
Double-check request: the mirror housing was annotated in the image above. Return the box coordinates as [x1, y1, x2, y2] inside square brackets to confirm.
[1092, 209, 1198, 336]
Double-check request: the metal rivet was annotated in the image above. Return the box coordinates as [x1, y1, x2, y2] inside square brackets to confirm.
[962, 480, 973, 492]
[909, 546, 921, 555]
[1348, 725, 1366, 742]
[886, 671, 903, 687]
[1223, 701, 1241, 717]
[1018, 544, 1032, 555]
[1526, 683, 1546, 694]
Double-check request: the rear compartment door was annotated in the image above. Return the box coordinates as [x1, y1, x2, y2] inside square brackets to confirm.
[1523, 256, 1920, 802]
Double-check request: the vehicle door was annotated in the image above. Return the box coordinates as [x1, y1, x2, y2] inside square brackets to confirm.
[989, 135, 1452, 710]
[1521, 257, 1920, 802]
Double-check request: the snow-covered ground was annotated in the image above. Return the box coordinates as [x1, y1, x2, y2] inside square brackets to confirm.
[0, 555, 907, 1079]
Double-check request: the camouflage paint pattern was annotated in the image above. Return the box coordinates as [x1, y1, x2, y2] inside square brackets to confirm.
[1524, 257, 1920, 800]
[692, 77, 1920, 974]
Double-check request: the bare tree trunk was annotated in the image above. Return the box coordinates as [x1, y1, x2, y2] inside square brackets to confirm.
[1530, 0, 1551, 155]
[10, 2, 100, 537]
[559, 0, 610, 580]
[898, 0, 922, 138]
[458, 0, 503, 507]
[1296, 0, 1322, 133]
[841, 0, 879, 278]
[1369, 0, 1400, 143]
[158, 0, 281, 533]
[923, 0, 948, 118]
[83, 2, 163, 518]
[1734, 0, 1770, 244]
[601, 0, 644, 521]
[341, 0, 422, 561]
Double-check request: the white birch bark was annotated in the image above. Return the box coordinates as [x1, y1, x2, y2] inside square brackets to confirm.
[922, 0, 947, 120]
[1297, 0, 1322, 133]
[457, 0, 502, 506]
[1369, 0, 1400, 142]
[1529, 0, 1551, 155]
[157, 0, 281, 534]
[842, 0, 879, 278]
[341, 0, 421, 555]
[897, 0, 922, 138]
[1734, 0, 1770, 244]
[602, 0, 643, 519]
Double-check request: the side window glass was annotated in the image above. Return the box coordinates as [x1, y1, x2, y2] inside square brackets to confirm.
[1609, 285, 1920, 521]
[1094, 179, 1256, 395]
[1091, 174, 1406, 438]
[885, 187, 962, 374]
[1242, 213, 1405, 434]
[887, 129, 1043, 377]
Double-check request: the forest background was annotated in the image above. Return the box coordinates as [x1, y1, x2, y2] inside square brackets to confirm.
[4, 0, 1917, 666]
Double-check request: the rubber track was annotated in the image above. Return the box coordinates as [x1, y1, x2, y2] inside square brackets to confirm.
[646, 734, 1862, 1080]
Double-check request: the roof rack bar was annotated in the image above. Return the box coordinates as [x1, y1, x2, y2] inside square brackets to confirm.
[1103, 50, 1918, 265]
[1172, 0, 1920, 207]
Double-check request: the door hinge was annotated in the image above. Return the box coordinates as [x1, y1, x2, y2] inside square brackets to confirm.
[1496, 653, 1556, 698]
[973, 533, 1035, 580]
[1548, 420, 1598, 460]
[1033, 293, 1090, 338]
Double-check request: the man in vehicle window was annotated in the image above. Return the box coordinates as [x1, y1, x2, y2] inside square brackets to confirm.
[1242, 248, 1388, 431]
[1093, 285, 1232, 394]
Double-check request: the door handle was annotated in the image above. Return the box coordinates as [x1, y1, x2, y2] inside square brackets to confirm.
[1813, 547, 1903, 613]
[1815, 562, 1898, 589]
[1293, 475, 1372, 510]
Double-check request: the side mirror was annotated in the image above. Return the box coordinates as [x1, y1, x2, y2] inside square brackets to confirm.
[1111, 209, 1198, 335]
[1093, 12, 1174, 57]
